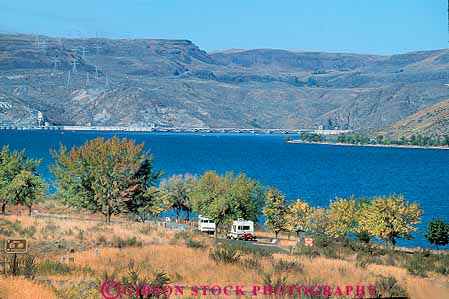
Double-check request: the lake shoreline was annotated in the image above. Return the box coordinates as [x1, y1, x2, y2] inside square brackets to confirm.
[287, 140, 449, 150]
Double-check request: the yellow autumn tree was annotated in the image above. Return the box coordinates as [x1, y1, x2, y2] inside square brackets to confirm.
[327, 197, 357, 238]
[309, 207, 330, 235]
[358, 195, 423, 248]
[263, 188, 288, 239]
[286, 199, 312, 240]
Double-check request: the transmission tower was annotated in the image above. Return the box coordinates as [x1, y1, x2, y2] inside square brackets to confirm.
[67, 71, 72, 87]
[95, 45, 102, 56]
[80, 46, 88, 59]
[95, 65, 99, 78]
[71, 59, 78, 73]
[86, 73, 90, 86]
[52, 57, 59, 75]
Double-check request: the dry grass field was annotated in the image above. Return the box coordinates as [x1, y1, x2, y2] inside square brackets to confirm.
[0, 210, 448, 299]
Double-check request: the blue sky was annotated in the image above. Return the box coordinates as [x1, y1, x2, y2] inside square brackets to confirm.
[0, 0, 446, 54]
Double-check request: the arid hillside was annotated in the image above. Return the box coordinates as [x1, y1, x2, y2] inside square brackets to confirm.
[377, 99, 449, 138]
[1, 34, 449, 130]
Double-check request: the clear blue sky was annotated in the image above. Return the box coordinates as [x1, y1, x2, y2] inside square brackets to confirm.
[0, 0, 446, 54]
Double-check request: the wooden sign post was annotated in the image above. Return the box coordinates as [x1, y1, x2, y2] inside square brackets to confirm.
[304, 237, 313, 261]
[5, 239, 28, 276]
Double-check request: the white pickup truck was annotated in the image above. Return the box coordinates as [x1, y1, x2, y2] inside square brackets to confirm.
[198, 215, 216, 234]
[226, 219, 256, 241]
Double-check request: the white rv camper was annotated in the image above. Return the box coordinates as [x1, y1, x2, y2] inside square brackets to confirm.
[198, 215, 216, 234]
[227, 219, 256, 241]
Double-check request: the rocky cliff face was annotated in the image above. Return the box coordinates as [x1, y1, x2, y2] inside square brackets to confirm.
[1, 34, 449, 129]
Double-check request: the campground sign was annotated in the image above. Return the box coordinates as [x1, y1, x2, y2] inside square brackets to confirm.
[5, 238, 28, 254]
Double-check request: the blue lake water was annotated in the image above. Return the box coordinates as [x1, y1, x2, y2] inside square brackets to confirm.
[1, 130, 448, 248]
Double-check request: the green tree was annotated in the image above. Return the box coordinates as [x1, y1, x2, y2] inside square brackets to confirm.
[159, 174, 197, 220]
[125, 158, 162, 219]
[327, 197, 357, 238]
[136, 187, 169, 222]
[286, 199, 312, 241]
[191, 171, 264, 238]
[263, 188, 288, 239]
[50, 137, 161, 223]
[6, 170, 46, 215]
[424, 218, 449, 250]
[358, 195, 423, 248]
[0, 145, 41, 214]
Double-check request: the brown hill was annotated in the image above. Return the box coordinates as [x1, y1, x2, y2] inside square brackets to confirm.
[377, 98, 449, 138]
[2, 34, 449, 129]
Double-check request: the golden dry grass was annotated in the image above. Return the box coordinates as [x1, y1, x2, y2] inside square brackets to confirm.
[1, 214, 449, 299]
[1, 215, 176, 257]
[0, 277, 57, 299]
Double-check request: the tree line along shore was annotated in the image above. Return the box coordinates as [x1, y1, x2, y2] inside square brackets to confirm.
[292, 132, 449, 149]
[1, 136, 448, 251]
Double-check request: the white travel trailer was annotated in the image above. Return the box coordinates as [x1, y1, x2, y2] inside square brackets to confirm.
[198, 215, 216, 233]
[227, 219, 256, 241]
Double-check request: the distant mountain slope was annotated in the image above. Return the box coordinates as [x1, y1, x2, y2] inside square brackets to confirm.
[376, 99, 449, 138]
[1, 33, 449, 129]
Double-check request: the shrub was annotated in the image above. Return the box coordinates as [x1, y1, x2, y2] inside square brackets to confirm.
[22, 226, 37, 238]
[173, 231, 192, 241]
[36, 259, 72, 275]
[111, 236, 143, 248]
[435, 264, 449, 275]
[209, 246, 240, 264]
[138, 225, 155, 235]
[0, 254, 37, 277]
[0, 219, 23, 236]
[186, 239, 206, 249]
[221, 239, 284, 257]
[262, 272, 288, 292]
[241, 257, 262, 270]
[374, 275, 408, 298]
[272, 259, 304, 273]
[41, 221, 60, 234]
[357, 231, 371, 243]
[355, 254, 370, 269]
[97, 235, 107, 245]
[405, 254, 427, 277]
[23, 255, 36, 279]
[118, 260, 171, 299]
[355, 252, 383, 268]
[314, 235, 333, 247]
[10, 220, 23, 233]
